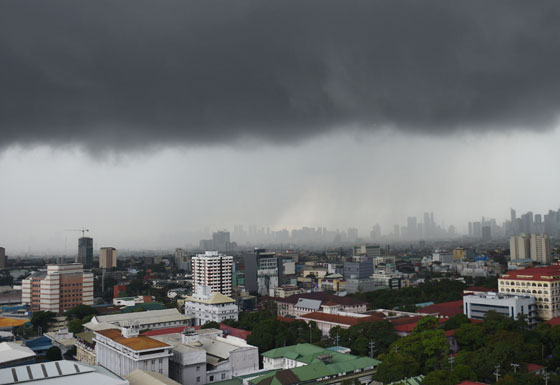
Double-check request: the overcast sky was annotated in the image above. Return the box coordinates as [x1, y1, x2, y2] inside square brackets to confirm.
[2, 1, 560, 254]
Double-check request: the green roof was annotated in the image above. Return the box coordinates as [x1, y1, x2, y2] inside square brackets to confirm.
[388, 375, 425, 385]
[212, 379, 243, 385]
[120, 302, 167, 313]
[254, 344, 382, 385]
[75, 331, 95, 344]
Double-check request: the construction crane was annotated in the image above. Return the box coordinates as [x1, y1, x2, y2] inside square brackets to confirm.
[65, 228, 90, 238]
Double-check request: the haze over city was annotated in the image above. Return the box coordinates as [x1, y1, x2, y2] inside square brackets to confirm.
[2, 0, 560, 253]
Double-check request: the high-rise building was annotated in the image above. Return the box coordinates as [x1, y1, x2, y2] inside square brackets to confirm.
[510, 234, 531, 260]
[257, 252, 279, 296]
[530, 234, 551, 265]
[212, 231, 231, 252]
[175, 248, 191, 272]
[0, 247, 6, 268]
[347, 228, 359, 241]
[22, 263, 94, 312]
[192, 251, 233, 297]
[99, 247, 118, 269]
[407, 217, 417, 239]
[77, 237, 93, 266]
[482, 226, 491, 242]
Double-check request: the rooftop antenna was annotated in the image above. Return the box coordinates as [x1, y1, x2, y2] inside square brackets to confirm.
[65, 228, 90, 238]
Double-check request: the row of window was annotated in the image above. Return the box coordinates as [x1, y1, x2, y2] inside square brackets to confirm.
[500, 281, 551, 287]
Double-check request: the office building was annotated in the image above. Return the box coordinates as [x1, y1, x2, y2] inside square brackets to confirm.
[175, 248, 191, 272]
[212, 231, 232, 252]
[0, 247, 6, 269]
[78, 237, 93, 266]
[353, 244, 381, 258]
[530, 234, 552, 265]
[99, 247, 118, 269]
[482, 226, 491, 242]
[22, 263, 94, 312]
[94, 325, 173, 377]
[184, 286, 239, 326]
[510, 235, 531, 260]
[464, 292, 537, 327]
[498, 265, 560, 320]
[257, 252, 279, 296]
[192, 251, 233, 297]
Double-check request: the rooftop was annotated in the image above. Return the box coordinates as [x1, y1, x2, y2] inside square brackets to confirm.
[90, 308, 190, 327]
[185, 292, 236, 305]
[0, 361, 127, 385]
[125, 369, 181, 385]
[417, 300, 463, 318]
[276, 292, 367, 306]
[0, 342, 35, 364]
[298, 312, 383, 326]
[95, 329, 171, 351]
[0, 317, 28, 328]
[501, 265, 560, 281]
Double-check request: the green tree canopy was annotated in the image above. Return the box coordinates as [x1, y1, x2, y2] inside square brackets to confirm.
[46, 346, 62, 361]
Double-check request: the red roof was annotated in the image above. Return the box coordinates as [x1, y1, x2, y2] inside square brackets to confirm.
[457, 381, 488, 385]
[548, 316, 560, 326]
[419, 300, 463, 318]
[389, 316, 446, 334]
[501, 265, 560, 281]
[277, 316, 298, 323]
[299, 312, 383, 326]
[219, 324, 252, 340]
[463, 286, 493, 294]
[445, 329, 456, 337]
[527, 363, 545, 372]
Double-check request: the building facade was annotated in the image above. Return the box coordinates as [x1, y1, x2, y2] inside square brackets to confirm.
[22, 264, 94, 312]
[530, 234, 552, 265]
[184, 286, 239, 326]
[257, 252, 279, 296]
[192, 251, 233, 297]
[498, 266, 560, 320]
[78, 237, 93, 266]
[0, 247, 6, 268]
[100, 247, 118, 269]
[463, 293, 537, 327]
[510, 235, 531, 260]
[94, 325, 173, 377]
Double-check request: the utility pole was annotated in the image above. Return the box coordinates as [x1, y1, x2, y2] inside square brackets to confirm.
[493, 365, 501, 383]
[298, 325, 302, 340]
[448, 356, 455, 371]
[368, 341, 376, 358]
[309, 324, 312, 343]
[333, 333, 340, 347]
[510, 363, 519, 373]
[543, 370, 550, 385]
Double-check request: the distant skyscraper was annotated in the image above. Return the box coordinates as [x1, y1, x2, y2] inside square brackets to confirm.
[347, 228, 359, 241]
[407, 217, 417, 239]
[99, 247, 117, 268]
[393, 225, 400, 239]
[482, 226, 491, 242]
[212, 231, 231, 252]
[78, 237, 93, 266]
[370, 224, 381, 240]
[0, 247, 6, 268]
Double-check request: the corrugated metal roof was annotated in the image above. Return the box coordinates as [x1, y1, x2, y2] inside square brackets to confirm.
[125, 369, 181, 385]
[0, 342, 35, 365]
[294, 298, 321, 310]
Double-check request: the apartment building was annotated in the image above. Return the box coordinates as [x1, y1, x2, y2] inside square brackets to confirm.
[99, 247, 118, 268]
[498, 265, 560, 320]
[192, 251, 233, 297]
[22, 264, 93, 312]
[463, 292, 537, 327]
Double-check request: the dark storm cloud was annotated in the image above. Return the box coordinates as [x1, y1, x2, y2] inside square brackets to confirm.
[2, 0, 560, 150]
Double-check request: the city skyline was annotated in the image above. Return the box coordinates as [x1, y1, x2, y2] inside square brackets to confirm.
[3, 1, 560, 253]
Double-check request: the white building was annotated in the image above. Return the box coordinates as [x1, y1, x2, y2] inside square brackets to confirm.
[463, 292, 537, 327]
[0, 342, 36, 368]
[153, 327, 259, 385]
[84, 309, 192, 331]
[192, 252, 233, 297]
[94, 324, 173, 377]
[184, 286, 239, 326]
[0, 361, 128, 385]
[530, 234, 552, 265]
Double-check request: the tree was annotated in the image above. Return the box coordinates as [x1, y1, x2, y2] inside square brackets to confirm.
[423, 370, 459, 385]
[452, 364, 477, 382]
[66, 304, 97, 320]
[46, 346, 62, 361]
[413, 316, 439, 333]
[454, 323, 486, 351]
[444, 313, 470, 330]
[30, 311, 56, 331]
[68, 319, 84, 334]
[201, 321, 220, 329]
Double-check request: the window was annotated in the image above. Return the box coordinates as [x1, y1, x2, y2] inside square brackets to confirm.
[196, 377, 200, 383]
[222, 373, 226, 379]
[196, 366, 200, 371]
[210, 376, 214, 381]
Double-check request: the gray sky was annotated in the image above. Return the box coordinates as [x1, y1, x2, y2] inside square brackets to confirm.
[1, 1, 560, 254]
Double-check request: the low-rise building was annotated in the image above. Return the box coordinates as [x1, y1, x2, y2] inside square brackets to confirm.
[94, 325, 173, 377]
[273, 286, 303, 298]
[277, 292, 367, 318]
[317, 274, 346, 292]
[184, 286, 239, 327]
[498, 265, 560, 320]
[84, 308, 192, 331]
[463, 292, 537, 327]
[0, 361, 128, 385]
[0, 342, 36, 368]
[151, 327, 259, 385]
[113, 296, 153, 307]
[76, 330, 96, 365]
[44, 328, 76, 355]
[297, 312, 385, 336]
[255, 343, 380, 385]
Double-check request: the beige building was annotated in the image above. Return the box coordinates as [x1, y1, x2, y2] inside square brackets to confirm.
[530, 234, 551, 265]
[273, 286, 303, 298]
[22, 263, 94, 313]
[510, 235, 531, 260]
[498, 265, 560, 320]
[99, 247, 118, 268]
